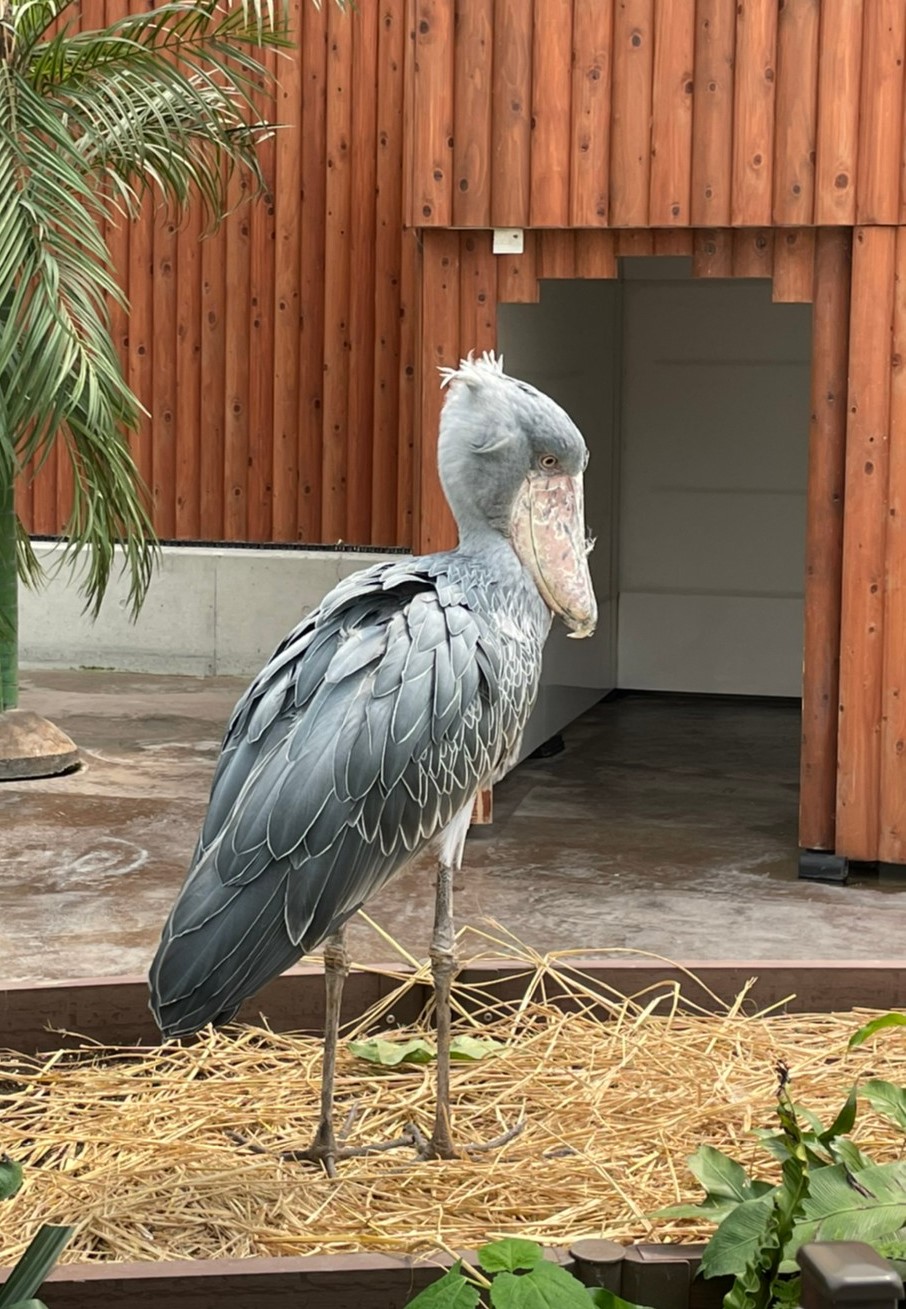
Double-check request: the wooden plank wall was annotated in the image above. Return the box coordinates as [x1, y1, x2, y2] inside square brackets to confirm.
[410, 0, 906, 233]
[417, 223, 815, 552]
[16, 0, 418, 549]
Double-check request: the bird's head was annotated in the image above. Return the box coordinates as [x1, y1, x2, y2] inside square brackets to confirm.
[437, 352, 597, 638]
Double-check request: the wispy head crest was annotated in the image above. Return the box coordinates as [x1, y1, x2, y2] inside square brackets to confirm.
[438, 350, 506, 389]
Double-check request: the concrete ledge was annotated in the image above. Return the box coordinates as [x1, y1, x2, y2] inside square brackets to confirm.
[20, 542, 403, 678]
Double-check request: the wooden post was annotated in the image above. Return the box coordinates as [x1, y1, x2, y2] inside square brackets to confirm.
[648, 0, 694, 227]
[814, 0, 863, 226]
[799, 229, 851, 853]
[416, 231, 461, 555]
[491, 0, 533, 228]
[836, 226, 896, 861]
[879, 227, 906, 863]
[569, 0, 614, 226]
[609, 0, 654, 227]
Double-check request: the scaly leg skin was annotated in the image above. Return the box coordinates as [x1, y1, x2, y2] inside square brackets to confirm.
[282, 927, 349, 1177]
[277, 927, 418, 1175]
[422, 803, 527, 1161]
[427, 859, 457, 1159]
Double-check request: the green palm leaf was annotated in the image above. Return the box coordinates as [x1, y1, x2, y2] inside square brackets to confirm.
[0, 0, 311, 656]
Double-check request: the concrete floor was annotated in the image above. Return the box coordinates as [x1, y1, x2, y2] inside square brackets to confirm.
[2, 669, 904, 984]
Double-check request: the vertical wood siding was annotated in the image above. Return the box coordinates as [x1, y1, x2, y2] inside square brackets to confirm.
[409, 0, 906, 231]
[18, 0, 416, 549]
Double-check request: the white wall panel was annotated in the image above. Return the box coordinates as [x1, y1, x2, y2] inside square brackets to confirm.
[618, 267, 811, 696]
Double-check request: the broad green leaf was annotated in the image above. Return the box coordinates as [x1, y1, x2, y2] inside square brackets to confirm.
[698, 1195, 775, 1279]
[820, 1086, 858, 1143]
[686, 1145, 769, 1203]
[651, 1196, 748, 1222]
[588, 1289, 654, 1309]
[0, 1156, 23, 1201]
[347, 1037, 436, 1067]
[0, 1225, 72, 1309]
[849, 1013, 906, 1049]
[490, 1262, 593, 1309]
[862, 1080, 906, 1132]
[406, 1263, 480, 1309]
[479, 1239, 543, 1272]
[791, 1161, 906, 1246]
[5, 1301, 48, 1309]
[450, 1035, 505, 1062]
[753, 1129, 792, 1165]
[828, 1137, 875, 1172]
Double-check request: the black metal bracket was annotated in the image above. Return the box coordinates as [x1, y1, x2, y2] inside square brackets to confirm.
[798, 849, 850, 883]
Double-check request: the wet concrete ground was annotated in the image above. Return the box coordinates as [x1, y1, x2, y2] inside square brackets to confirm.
[2, 669, 904, 984]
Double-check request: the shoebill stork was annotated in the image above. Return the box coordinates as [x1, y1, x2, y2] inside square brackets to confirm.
[149, 353, 597, 1169]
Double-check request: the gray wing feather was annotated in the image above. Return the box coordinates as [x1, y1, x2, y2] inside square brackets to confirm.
[149, 560, 530, 1039]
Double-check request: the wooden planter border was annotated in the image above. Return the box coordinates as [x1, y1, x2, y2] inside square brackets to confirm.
[2, 961, 902, 1308]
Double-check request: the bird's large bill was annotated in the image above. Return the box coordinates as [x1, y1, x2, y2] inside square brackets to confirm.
[509, 471, 598, 638]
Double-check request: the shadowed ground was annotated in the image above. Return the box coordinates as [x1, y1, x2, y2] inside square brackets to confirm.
[2, 669, 903, 982]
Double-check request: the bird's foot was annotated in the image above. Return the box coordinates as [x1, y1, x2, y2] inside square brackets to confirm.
[413, 1117, 526, 1161]
[227, 1114, 525, 1173]
[229, 1106, 424, 1176]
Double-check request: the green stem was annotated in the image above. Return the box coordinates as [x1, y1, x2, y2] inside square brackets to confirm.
[0, 468, 19, 712]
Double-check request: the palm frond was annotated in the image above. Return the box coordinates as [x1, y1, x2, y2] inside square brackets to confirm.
[0, 0, 307, 613]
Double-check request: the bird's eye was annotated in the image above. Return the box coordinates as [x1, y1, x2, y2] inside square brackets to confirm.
[539, 454, 559, 471]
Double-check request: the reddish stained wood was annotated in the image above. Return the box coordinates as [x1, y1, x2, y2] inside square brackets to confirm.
[690, 0, 735, 227]
[653, 229, 693, 257]
[649, 0, 694, 226]
[417, 231, 460, 554]
[346, 0, 379, 545]
[856, 0, 906, 225]
[174, 202, 202, 539]
[247, 81, 276, 543]
[151, 209, 178, 538]
[411, 0, 454, 226]
[320, 1, 353, 542]
[372, 0, 407, 545]
[496, 231, 540, 303]
[126, 196, 154, 529]
[298, 0, 328, 541]
[691, 228, 733, 277]
[491, 0, 533, 226]
[730, 228, 774, 278]
[472, 787, 494, 824]
[530, 0, 573, 227]
[223, 184, 252, 542]
[538, 230, 577, 280]
[609, 0, 654, 227]
[879, 228, 906, 862]
[836, 226, 896, 862]
[458, 232, 498, 359]
[30, 446, 57, 536]
[814, 0, 863, 225]
[271, 0, 303, 542]
[772, 0, 819, 225]
[799, 229, 851, 852]
[771, 228, 815, 304]
[396, 229, 420, 545]
[615, 229, 655, 257]
[574, 229, 617, 278]
[198, 204, 226, 541]
[453, 0, 493, 226]
[569, 0, 614, 226]
[731, 0, 779, 227]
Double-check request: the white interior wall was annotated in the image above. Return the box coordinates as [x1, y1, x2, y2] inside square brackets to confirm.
[618, 259, 811, 696]
[498, 279, 620, 755]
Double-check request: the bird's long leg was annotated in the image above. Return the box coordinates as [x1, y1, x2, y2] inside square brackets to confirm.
[426, 805, 473, 1160]
[284, 926, 348, 1176]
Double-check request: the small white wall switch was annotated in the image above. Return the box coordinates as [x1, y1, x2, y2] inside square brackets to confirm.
[492, 228, 525, 255]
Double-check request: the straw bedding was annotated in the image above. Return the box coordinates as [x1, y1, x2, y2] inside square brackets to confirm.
[2, 930, 905, 1266]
